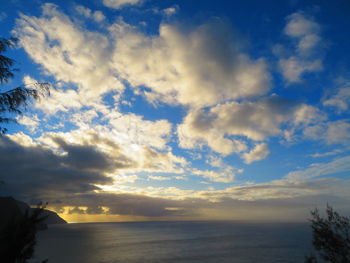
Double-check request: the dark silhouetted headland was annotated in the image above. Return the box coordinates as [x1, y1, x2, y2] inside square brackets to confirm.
[0, 197, 67, 230]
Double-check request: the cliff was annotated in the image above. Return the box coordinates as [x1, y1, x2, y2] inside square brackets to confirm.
[0, 196, 67, 230]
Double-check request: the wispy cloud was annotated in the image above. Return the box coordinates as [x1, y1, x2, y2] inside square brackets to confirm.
[102, 0, 143, 9]
[285, 155, 350, 180]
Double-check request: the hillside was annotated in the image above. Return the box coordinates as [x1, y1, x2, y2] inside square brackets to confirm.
[0, 196, 67, 230]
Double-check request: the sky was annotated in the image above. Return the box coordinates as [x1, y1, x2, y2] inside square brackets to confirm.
[1, 0, 350, 223]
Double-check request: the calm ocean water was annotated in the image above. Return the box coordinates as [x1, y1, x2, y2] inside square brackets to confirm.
[33, 221, 313, 263]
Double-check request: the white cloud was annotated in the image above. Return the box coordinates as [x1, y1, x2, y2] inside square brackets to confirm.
[111, 19, 271, 108]
[105, 112, 172, 150]
[102, 0, 143, 9]
[286, 155, 350, 180]
[14, 3, 122, 109]
[137, 147, 187, 174]
[108, 174, 138, 183]
[22, 74, 84, 116]
[177, 108, 247, 155]
[21, 121, 186, 178]
[93, 11, 106, 22]
[311, 149, 345, 158]
[323, 79, 350, 113]
[178, 96, 320, 155]
[284, 13, 319, 36]
[7, 132, 37, 147]
[75, 5, 105, 22]
[148, 175, 170, 181]
[36, 89, 84, 114]
[191, 156, 242, 183]
[292, 104, 325, 125]
[163, 6, 178, 16]
[17, 115, 40, 133]
[206, 155, 224, 168]
[279, 57, 322, 83]
[242, 143, 269, 164]
[325, 121, 350, 144]
[191, 167, 236, 183]
[284, 12, 320, 55]
[76, 5, 91, 17]
[277, 12, 323, 83]
[304, 120, 350, 145]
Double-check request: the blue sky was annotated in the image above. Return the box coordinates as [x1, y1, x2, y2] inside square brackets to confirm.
[1, 0, 350, 222]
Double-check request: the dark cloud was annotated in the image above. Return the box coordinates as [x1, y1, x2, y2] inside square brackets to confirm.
[45, 191, 350, 220]
[0, 135, 189, 218]
[0, 136, 114, 200]
[53, 137, 129, 172]
[57, 138, 113, 171]
[57, 192, 185, 217]
[2, 135, 350, 220]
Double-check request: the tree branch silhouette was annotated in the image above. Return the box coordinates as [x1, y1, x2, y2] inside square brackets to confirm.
[0, 37, 51, 134]
[305, 205, 350, 263]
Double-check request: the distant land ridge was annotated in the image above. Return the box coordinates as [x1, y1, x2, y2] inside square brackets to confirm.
[0, 196, 67, 230]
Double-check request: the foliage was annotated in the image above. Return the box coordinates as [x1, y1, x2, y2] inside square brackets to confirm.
[0, 203, 48, 263]
[0, 37, 50, 134]
[304, 255, 318, 263]
[305, 205, 350, 263]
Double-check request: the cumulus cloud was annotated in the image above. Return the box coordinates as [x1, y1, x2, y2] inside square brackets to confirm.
[55, 137, 126, 172]
[178, 95, 321, 156]
[14, 3, 122, 107]
[102, 0, 143, 9]
[39, 124, 186, 175]
[304, 120, 350, 145]
[75, 5, 105, 22]
[242, 143, 269, 164]
[293, 104, 325, 125]
[323, 79, 350, 113]
[0, 135, 113, 200]
[163, 6, 179, 16]
[1, 127, 188, 200]
[284, 12, 320, 55]
[206, 155, 224, 168]
[111, 19, 271, 108]
[177, 107, 247, 155]
[17, 115, 40, 133]
[277, 12, 323, 83]
[104, 112, 172, 150]
[137, 147, 188, 174]
[279, 57, 322, 83]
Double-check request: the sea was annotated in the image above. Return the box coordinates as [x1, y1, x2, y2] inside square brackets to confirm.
[33, 221, 314, 263]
